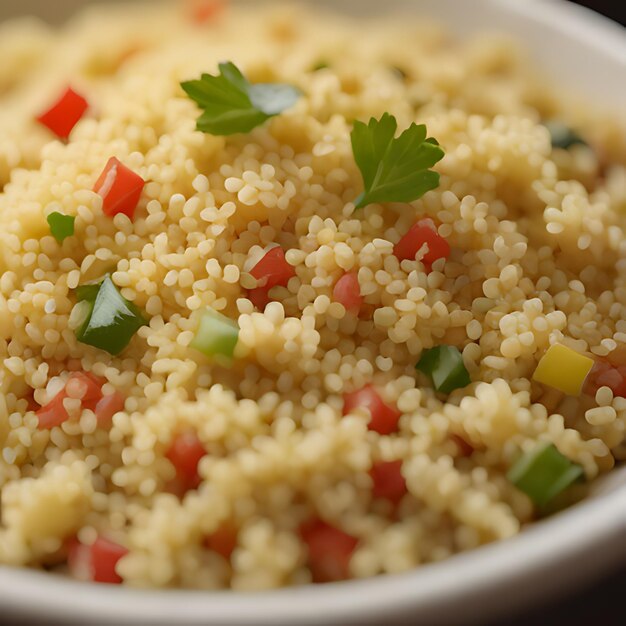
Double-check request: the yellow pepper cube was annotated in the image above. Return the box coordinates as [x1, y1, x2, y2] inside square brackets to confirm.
[533, 344, 594, 396]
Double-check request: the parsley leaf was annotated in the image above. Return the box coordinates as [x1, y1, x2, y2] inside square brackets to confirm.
[350, 113, 445, 209]
[47, 212, 75, 243]
[181, 61, 302, 136]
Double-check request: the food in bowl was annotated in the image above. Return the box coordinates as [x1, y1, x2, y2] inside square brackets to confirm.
[0, 0, 625, 589]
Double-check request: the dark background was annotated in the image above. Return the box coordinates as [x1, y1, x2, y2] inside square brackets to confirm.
[493, 1, 626, 624]
[573, 0, 626, 24]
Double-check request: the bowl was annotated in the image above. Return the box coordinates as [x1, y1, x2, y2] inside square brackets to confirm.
[0, 1, 625, 624]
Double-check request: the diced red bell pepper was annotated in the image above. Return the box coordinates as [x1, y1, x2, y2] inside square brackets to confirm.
[584, 359, 626, 398]
[300, 518, 358, 583]
[94, 392, 126, 426]
[36, 371, 106, 430]
[247, 286, 272, 310]
[25, 391, 40, 413]
[166, 432, 207, 493]
[93, 157, 145, 220]
[204, 523, 238, 561]
[450, 434, 474, 457]
[394, 218, 450, 269]
[370, 460, 407, 504]
[189, 0, 226, 24]
[36, 86, 88, 139]
[248, 247, 295, 309]
[68, 537, 128, 584]
[343, 385, 402, 435]
[36, 391, 69, 430]
[333, 272, 363, 314]
[66, 371, 106, 411]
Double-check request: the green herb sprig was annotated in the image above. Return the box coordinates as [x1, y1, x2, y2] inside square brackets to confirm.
[47, 212, 75, 243]
[351, 113, 444, 209]
[181, 61, 301, 136]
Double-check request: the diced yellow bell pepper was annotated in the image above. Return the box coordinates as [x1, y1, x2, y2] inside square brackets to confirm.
[533, 344, 594, 396]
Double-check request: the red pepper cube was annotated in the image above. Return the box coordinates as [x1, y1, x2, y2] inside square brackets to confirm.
[248, 247, 295, 309]
[36, 390, 69, 430]
[190, 0, 226, 24]
[25, 391, 40, 413]
[204, 523, 238, 561]
[450, 434, 474, 458]
[247, 287, 272, 310]
[370, 460, 407, 504]
[343, 384, 402, 435]
[394, 218, 450, 269]
[68, 537, 128, 584]
[250, 247, 295, 290]
[584, 359, 626, 399]
[333, 271, 363, 314]
[300, 519, 358, 583]
[93, 157, 145, 220]
[166, 432, 207, 493]
[36, 87, 88, 139]
[36, 371, 107, 430]
[66, 372, 105, 412]
[94, 392, 126, 426]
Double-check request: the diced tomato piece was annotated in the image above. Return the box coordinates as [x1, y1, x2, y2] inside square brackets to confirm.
[450, 434, 474, 457]
[69, 537, 128, 584]
[93, 157, 145, 220]
[247, 286, 272, 310]
[248, 247, 295, 309]
[90, 537, 128, 584]
[584, 359, 626, 398]
[370, 460, 407, 504]
[189, 0, 226, 24]
[300, 518, 358, 583]
[166, 432, 207, 493]
[66, 372, 105, 411]
[204, 523, 238, 561]
[95, 392, 126, 425]
[36, 390, 69, 430]
[36, 86, 88, 139]
[81, 371, 108, 387]
[343, 385, 402, 435]
[333, 272, 363, 314]
[36, 371, 107, 429]
[250, 247, 295, 290]
[394, 218, 450, 269]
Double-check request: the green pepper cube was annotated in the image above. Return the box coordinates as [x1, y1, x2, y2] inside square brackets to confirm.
[507, 442, 585, 509]
[76, 276, 147, 356]
[75, 283, 102, 303]
[416, 345, 470, 394]
[191, 308, 239, 359]
[544, 120, 588, 150]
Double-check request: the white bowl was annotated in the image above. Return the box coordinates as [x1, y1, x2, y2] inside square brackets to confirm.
[0, 1, 625, 624]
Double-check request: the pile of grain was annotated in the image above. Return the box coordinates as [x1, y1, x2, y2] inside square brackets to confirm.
[0, 2, 624, 589]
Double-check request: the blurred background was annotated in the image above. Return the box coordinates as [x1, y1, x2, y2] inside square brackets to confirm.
[0, 0, 624, 25]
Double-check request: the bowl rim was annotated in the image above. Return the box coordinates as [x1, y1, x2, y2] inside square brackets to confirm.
[1, 0, 625, 624]
[1, 477, 624, 624]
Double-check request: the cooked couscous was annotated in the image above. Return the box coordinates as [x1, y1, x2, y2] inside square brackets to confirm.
[0, 0, 625, 589]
